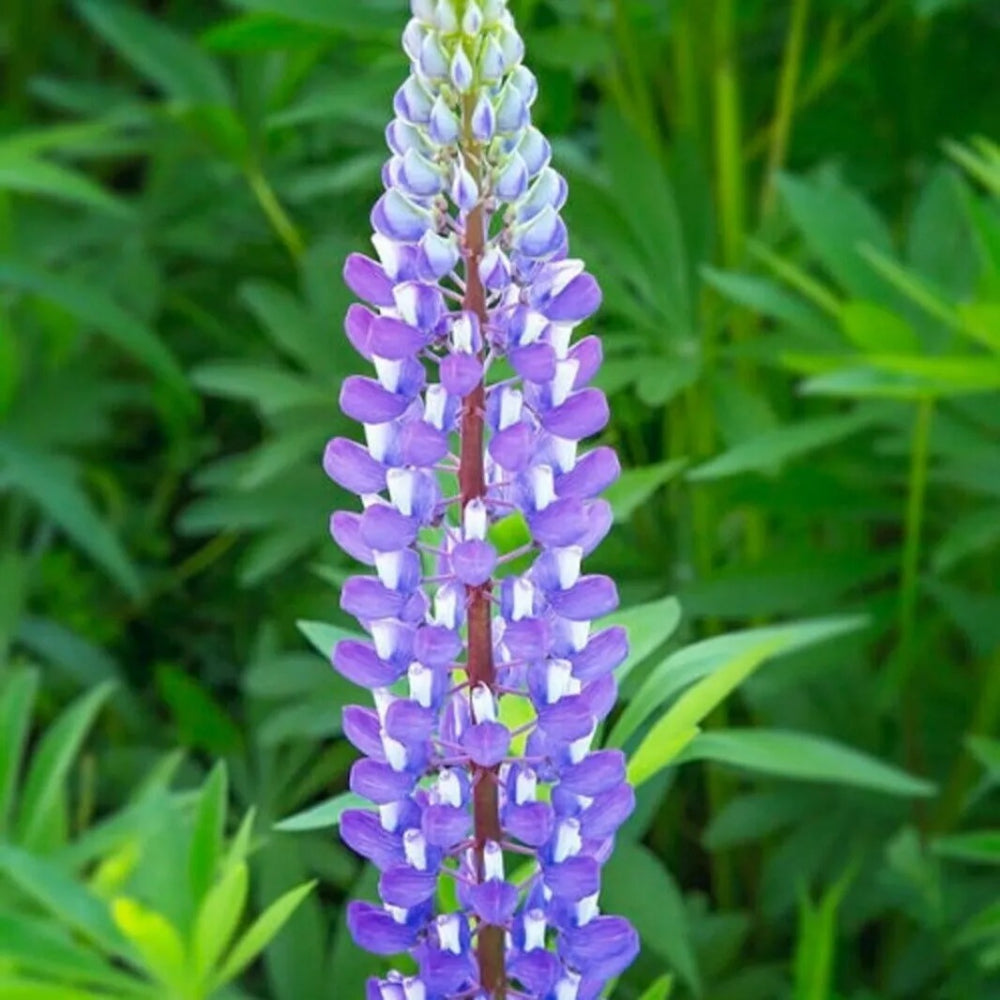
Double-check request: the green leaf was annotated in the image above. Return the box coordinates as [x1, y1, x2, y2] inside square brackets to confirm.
[0, 262, 187, 392]
[610, 596, 683, 685]
[678, 729, 936, 797]
[75, 0, 231, 105]
[188, 763, 229, 905]
[601, 843, 700, 994]
[296, 620, 363, 660]
[0, 912, 141, 994]
[210, 881, 316, 989]
[793, 870, 854, 1000]
[931, 506, 1000, 572]
[0, 978, 122, 1000]
[226, 0, 400, 33]
[802, 355, 1000, 398]
[0, 669, 37, 838]
[606, 460, 687, 523]
[839, 301, 919, 352]
[932, 830, 1000, 865]
[15, 681, 115, 849]
[0, 155, 131, 216]
[627, 639, 783, 787]
[111, 898, 188, 991]
[156, 666, 242, 755]
[703, 268, 833, 337]
[0, 845, 124, 953]
[613, 616, 868, 750]
[777, 172, 894, 300]
[191, 363, 333, 415]
[193, 861, 249, 979]
[688, 412, 878, 481]
[275, 792, 368, 833]
[637, 974, 674, 1000]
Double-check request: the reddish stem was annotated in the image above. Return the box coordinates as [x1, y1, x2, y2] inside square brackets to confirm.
[459, 98, 507, 1000]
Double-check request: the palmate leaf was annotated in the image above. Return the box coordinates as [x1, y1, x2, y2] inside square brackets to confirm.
[0, 436, 141, 597]
[777, 171, 894, 302]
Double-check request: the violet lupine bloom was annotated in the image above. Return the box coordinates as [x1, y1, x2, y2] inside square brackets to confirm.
[326, 2, 639, 997]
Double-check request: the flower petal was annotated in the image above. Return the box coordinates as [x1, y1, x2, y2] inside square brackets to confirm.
[347, 902, 417, 956]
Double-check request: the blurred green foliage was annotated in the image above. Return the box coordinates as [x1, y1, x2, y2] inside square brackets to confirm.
[1, 0, 999, 997]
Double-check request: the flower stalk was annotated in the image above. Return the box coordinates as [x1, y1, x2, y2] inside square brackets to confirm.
[324, 3, 639, 997]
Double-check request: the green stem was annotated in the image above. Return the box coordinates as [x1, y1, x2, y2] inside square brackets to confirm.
[671, 0, 703, 146]
[760, 0, 812, 218]
[745, 0, 897, 160]
[245, 165, 306, 262]
[610, 0, 660, 150]
[712, 0, 746, 274]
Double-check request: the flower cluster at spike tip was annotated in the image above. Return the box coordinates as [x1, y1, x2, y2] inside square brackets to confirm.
[325, 1, 640, 997]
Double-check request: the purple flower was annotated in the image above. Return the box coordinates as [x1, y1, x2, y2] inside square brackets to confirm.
[325, 1, 638, 996]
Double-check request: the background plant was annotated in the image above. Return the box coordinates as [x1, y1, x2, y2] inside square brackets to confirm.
[0, 0, 998, 998]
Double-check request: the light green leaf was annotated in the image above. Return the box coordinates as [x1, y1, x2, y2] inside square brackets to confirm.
[678, 729, 935, 797]
[839, 301, 919, 352]
[16, 681, 115, 849]
[194, 862, 249, 979]
[804, 355, 1000, 398]
[275, 792, 368, 833]
[610, 596, 683, 685]
[75, 0, 231, 105]
[111, 898, 188, 991]
[637, 974, 674, 1000]
[210, 881, 316, 989]
[297, 620, 363, 660]
[607, 460, 687, 522]
[688, 412, 878, 481]
[793, 869, 854, 1000]
[188, 763, 229, 905]
[618, 618, 866, 751]
[627, 639, 783, 787]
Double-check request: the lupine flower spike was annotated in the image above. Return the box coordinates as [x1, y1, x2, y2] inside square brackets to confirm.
[326, 1, 639, 997]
